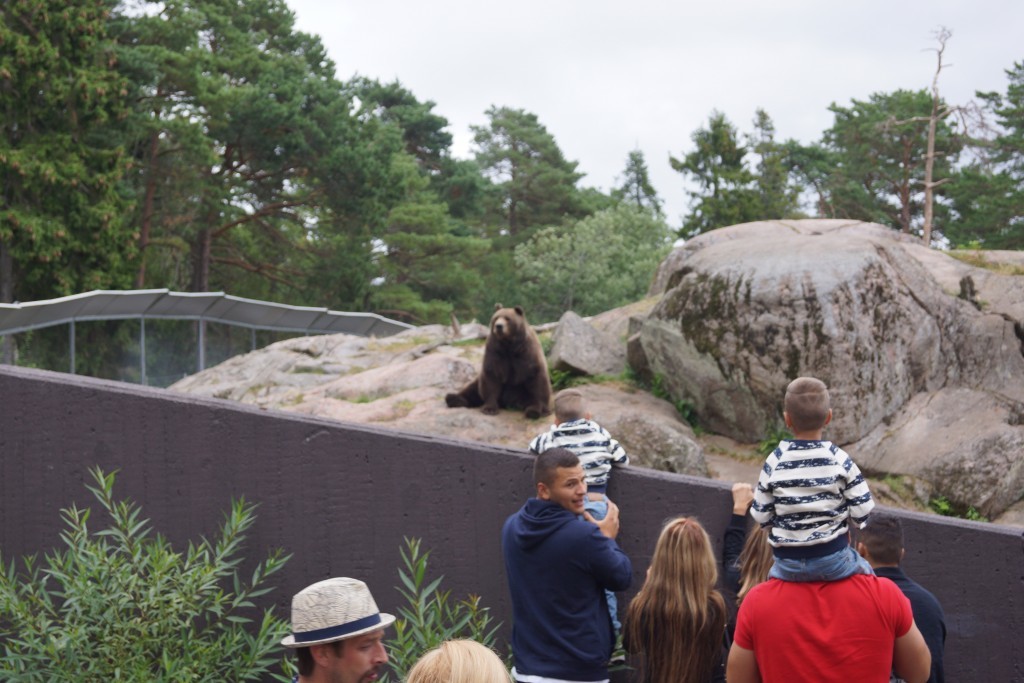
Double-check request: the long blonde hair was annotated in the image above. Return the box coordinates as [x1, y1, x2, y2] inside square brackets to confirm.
[737, 525, 772, 605]
[406, 639, 510, 683]
[625, 517, 726, 683]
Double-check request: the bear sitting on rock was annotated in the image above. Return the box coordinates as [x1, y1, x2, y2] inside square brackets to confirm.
[445, 305, 552, 419]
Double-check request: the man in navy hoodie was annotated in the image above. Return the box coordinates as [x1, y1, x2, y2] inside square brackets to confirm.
[502, 447, 633, 683]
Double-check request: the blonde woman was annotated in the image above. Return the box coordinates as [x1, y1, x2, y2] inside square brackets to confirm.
[406, 639, 510, 683]
[736, 525, 772, 605]
[625, 517, 727, 683]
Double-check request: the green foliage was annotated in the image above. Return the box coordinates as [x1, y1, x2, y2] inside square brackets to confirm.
[946, 61, 1024, 249]
[0, 467, 291, 681]
[820, 89, 961, 234]
[928, 496, 988, 522]
[472, 106, 587, 238]
[633, 373, 699, 428]
[369, 153, 489, 324]
[671, 111, 758, 236]
[612, 149, 663, 215]
[757, 424, 790, 456]
[1, 0, 135, 304]
[386, 538, 500, 682]
[514, 205, 673, 322]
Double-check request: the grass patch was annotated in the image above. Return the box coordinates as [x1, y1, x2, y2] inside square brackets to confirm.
[289, 365, 327, 374]
[280, 392, 305, 407]
[948, 250, 1024, 276]
[450, 337, 485, 347]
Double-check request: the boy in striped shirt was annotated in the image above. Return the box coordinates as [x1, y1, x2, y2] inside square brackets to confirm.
[529, 388, 629, 631]
[751, 377, 875, 582]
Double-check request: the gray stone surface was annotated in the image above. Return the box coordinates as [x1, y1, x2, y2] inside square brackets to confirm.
[547, 310, 625, 377]
[636, 218, 1024, 516]
[170, 316, 708, 478]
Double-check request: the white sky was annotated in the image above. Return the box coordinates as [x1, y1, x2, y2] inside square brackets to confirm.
[284, 0, 1024, 227]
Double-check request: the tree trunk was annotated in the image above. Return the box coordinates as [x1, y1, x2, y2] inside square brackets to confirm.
[191, 227, 211, 292]
[134, 129, 161, 288]
[922, 27, 951, 246]
[0, 237, 15, 363]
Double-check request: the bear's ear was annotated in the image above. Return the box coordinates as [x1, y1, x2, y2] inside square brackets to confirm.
[494, 303, 503, 312]
[514, 306, 524, 316]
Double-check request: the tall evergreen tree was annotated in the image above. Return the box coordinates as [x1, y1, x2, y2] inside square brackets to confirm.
[749, 109, 800, 220]
[1, 0, 135, 304]
[113, 0, 403, 307]
[612, 149, 663, 215]
[671, 111, 758, 236]
[823, 89, 961, 234]
[947, 61, 1024, 248]
[471, 106, 586, 238]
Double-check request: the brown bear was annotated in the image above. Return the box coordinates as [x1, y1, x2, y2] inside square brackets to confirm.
[445, 305, 552, 419]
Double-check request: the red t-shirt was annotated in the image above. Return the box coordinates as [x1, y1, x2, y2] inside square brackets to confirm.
[734, 575, 913, 683]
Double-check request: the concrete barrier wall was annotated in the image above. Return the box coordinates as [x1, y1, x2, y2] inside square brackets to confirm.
[1, 366, 1022, 681]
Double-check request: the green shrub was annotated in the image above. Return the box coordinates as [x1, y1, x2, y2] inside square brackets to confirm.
[386, 538, 501, 681]
[757, 424, 790, 456]
[0, 467, 291, 682]
[929, 495, 988, 522]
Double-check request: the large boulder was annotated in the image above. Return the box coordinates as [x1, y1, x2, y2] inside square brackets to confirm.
[548, 311, 624, 377]
[632, 219, 1024, 515]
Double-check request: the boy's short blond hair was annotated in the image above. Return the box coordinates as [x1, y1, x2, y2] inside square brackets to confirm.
[553, 388, 587, 423]
[784, 377, 831, 433]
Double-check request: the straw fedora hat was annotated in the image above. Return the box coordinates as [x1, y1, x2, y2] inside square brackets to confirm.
[281, 577, 396, 648]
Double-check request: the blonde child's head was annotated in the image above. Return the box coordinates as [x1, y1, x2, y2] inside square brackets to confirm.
[406, 639, 510, 683]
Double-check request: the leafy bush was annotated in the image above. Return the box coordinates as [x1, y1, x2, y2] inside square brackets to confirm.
[386, 538, 501, 681]
[757, 424, 790, 456]
[929, 495, 988, 522]
[0, 468, 291, 682]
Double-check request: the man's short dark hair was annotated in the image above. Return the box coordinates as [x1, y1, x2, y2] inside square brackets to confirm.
[534, 447, 580, 486]
[785, 377, 831, 432]
[858, 512, 904, 566]
[296, 640, 345, 676]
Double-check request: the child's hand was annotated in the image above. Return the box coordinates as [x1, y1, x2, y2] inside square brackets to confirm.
[731, 482, 755, 515]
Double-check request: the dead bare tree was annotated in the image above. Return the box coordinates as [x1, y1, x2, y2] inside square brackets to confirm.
[921, 27, 953, 246]
[882, 27, 973, 246]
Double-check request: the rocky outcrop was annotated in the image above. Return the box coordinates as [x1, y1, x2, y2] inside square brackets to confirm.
[632, 219, 1024, 516]
[170, 323, 708, 478]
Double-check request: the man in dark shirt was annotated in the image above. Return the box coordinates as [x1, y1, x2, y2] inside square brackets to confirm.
[857, 512, 947, 683]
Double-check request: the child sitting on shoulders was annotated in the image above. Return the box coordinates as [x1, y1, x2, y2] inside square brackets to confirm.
[751, 376, 875, 582]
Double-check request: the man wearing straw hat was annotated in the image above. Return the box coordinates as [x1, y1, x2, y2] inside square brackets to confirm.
[282, 577, 396, 683]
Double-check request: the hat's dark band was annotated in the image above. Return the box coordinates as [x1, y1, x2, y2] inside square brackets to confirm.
[294, 613, 382, 643]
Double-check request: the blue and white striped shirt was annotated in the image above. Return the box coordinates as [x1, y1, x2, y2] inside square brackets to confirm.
[751, 439, 874, 548]
[529, 419, 629, 489]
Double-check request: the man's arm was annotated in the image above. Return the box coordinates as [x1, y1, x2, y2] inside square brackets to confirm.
[893, 620, 931, 683]
[726, 644, 761, 683]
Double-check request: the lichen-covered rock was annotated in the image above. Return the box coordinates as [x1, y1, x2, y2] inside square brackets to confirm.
[636, 218, 1024, 515]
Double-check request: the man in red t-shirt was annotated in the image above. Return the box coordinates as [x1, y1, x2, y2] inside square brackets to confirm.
[726, 574, 931, 683]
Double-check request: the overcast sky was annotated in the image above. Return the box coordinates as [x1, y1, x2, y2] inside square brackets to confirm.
[284, 0, 1023, 226]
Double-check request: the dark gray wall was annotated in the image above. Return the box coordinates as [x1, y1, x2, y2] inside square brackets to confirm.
[1, 366, 1022, 681]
